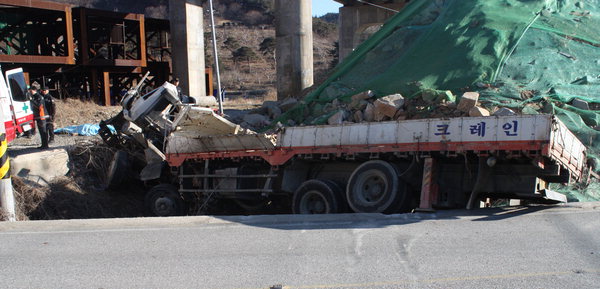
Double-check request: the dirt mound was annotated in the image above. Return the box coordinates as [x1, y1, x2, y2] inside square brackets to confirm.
[54, 98, 121, 128]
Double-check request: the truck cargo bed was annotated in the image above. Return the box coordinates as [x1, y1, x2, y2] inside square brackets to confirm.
[166, 114, 586, 181]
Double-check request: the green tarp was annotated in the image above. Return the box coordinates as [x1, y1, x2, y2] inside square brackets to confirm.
[279, 0, 600, 201]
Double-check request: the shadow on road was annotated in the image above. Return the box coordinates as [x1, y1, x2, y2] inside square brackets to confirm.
[208, 205, 560, 231]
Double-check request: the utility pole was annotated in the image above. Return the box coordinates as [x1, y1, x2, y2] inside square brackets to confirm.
[0, 126, 16, 221]
[208, 0, 224, 115]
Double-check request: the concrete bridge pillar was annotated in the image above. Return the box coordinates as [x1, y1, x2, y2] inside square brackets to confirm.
[169, 0, 206, 97]
[275, 0, 313, 100]
[338, 2, 406, 61]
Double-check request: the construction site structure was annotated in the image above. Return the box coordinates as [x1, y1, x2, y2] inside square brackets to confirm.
[0, 0, 213, 105]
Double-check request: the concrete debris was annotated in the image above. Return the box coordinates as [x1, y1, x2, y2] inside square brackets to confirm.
[571, 98, 590, 110]
[350, 90, 375, 108]
[394, 110, 407, 120]
[328, 110, 348, 125]
[267, 105, 282, 119]
[351, 90, 375, 101]
[243, 113, 271, 128]
[374, 94, 405, 119]
[458, 92, 479, 112]
[493, 107, 516, 116]
[351, 99, 369, 111]
[11, 149, 70, 185]
[469, 106, 490, 117]
[363, 102, 375, 122]
[279, 97, 299, 112]
[353, 110, 364, 123]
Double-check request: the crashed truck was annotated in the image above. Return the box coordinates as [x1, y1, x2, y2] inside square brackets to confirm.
[100, 81, 592, 216]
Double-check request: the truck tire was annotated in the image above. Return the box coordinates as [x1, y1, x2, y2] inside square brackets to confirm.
[145, 184, 187, 216]
[106, 150, 129, 189]
[346, 160, 403, 213]
[293, 179, 345, 214]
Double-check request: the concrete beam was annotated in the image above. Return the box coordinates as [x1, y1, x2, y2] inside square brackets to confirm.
[275, 0, 313, 100]
[338, 2, 405, 61]
[169, 0, 206, 98]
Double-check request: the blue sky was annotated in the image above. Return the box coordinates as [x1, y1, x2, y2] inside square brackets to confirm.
[312, 0, 343, 16]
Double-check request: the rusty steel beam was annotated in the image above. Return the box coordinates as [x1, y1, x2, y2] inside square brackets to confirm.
[102, 71, 111, 106]
[0, 55, 72, 64]
[65, 6, 75, 64]
[75, 7, 144, 21]
[0, 0, 70, 11]
[139, 14, 147, 67]
[86, 59, 144, 67]
[418, 157, 439, 211]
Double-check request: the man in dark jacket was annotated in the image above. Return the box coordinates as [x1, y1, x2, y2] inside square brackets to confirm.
[172, 78, 189, 103]
[29, 87, 49, 149]
[41, 86, 56, 143]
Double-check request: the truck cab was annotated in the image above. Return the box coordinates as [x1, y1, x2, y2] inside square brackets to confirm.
[0, 67, 35, 142]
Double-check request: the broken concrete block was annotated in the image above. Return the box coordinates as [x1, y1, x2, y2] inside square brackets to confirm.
[374, 94, 405, 118]
[328, 110, 347, 125]
[262, 100, 278, 110]
[10, 149, 70, 185]
[278, 97, 298, 112]
[493, 107, 516, 116]
[364, 103, 375, 122]
[571, 98, 590, 110]
[394, 110, 407, 120]
[351, 90, 375, 101]
[353, 110, 364, 123]
[243, 113, 270, 127]
[267, 105, 282, 119]
[458, 92, 479, 112]
[351, 100, 369, 111]
[469, 106, 490, 117]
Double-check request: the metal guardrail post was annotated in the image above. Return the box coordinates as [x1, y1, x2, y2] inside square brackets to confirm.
[0, 132, 16, 221]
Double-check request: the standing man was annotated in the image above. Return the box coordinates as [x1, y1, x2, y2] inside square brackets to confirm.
[171, 77, 189, 103]
[29, 87, 49, 149]
[41, 86, 56, 143]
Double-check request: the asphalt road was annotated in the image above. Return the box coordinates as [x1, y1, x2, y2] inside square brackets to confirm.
[1, 203, 599, 289]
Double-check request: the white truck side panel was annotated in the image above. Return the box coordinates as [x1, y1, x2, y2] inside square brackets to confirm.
[278, 115, 553, 148]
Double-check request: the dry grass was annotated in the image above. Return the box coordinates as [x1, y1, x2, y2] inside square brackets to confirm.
[54, 98, 121, 128]
[7, 139, 145, 220]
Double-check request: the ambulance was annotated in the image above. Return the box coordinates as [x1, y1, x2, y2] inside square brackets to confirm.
[0, 66, 35, 142]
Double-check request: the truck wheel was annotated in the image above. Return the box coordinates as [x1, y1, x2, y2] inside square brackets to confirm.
[145, 184, 187, 216]
[293, 179, 344, 214]
[106, 150, 129, 189]
[346, 160, 402, 213]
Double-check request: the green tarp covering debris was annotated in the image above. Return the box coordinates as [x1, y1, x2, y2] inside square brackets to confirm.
[279, 0, 600, 200]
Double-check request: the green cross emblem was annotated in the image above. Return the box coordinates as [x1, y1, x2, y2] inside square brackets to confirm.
[22, 102, 29, 113]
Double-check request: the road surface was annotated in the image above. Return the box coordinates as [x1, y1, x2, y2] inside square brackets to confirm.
[1, 203, 599, 289]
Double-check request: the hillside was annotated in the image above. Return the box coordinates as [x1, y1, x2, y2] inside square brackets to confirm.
[50, 0, 338, 102]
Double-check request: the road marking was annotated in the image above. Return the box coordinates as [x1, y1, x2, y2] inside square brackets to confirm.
[248, 269, 600, 289]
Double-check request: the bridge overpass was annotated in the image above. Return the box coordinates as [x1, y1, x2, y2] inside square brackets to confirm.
[170, 0, 407, 100]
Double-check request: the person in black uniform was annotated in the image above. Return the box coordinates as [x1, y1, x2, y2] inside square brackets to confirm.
[172, 77, 189, 103]
[29, 87, 49, 149]
[41, 86, 56, 143]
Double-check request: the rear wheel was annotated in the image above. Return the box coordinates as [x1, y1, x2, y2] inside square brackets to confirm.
[145, 184, 187, 216]
[293, 179, 345, 214]
[346, 160, 404, 213]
